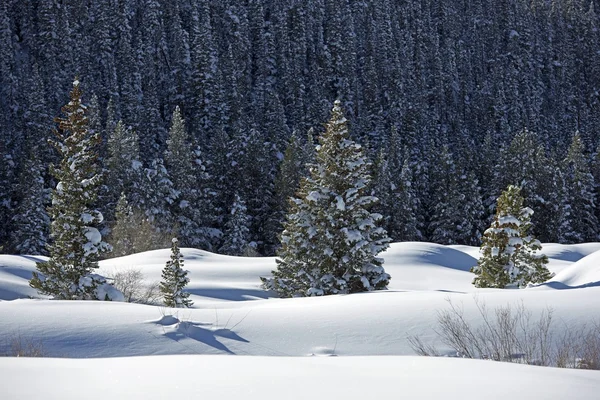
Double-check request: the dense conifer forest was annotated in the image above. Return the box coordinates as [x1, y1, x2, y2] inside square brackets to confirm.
[1, 0, 599, 256]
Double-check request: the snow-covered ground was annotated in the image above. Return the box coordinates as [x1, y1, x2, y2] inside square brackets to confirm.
[1, 242, 600, 398]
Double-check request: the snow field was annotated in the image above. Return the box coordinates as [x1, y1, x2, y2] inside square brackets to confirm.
[1, 242, 600, 398]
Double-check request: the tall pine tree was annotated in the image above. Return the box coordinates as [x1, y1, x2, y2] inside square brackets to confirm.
[30, 79, 114, 300]
[262, 100, 390, 297]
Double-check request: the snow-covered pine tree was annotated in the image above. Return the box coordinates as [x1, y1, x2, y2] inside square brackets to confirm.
[262, 100, 391, 297]
[219, 193, 251, 256]
[10, 147, 50, 255]
[140, 157, 178, 236]
[160, 237, 193, 308]
[559, 132, 598, 243]
[30, 79, 115, 300]
[165, 106, 212, 249]
[471, 185, 552, 288]
[104, 120, 144, 224]
[264, 132, 308, 254]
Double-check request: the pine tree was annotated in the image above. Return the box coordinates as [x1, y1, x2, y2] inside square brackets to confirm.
[219, 194, 251, 256]
[160, 238, 193, 308]
[165, 106, 212, 249]
[10, 148, 50, 255]
[262, 100, 391, 297]
[140, 157, 178, 235]
[559, 132, 598, 243]
[110, 193, 136, 257]
[264, 132, 310, 254]
[105, 120, 143, 224]
[471, 185, 552, 289]
[30, 79, 114, 300]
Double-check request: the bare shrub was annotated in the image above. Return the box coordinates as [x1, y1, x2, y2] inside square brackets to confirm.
[408, 297, 600, 369]
[555, 321, 600, 369]
[110, 268, 161, 305]
[3, 334, 46, 357]
[407, 335, 440, 357]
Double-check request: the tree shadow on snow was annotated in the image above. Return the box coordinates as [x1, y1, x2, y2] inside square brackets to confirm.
[417, 247, 477, 272]
[537, 281, 600, 290]
[163, 320, 249, 355]
[186, 287, 275, 301]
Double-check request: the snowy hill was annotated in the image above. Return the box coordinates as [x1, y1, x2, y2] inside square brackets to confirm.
[1, 242, 600, 398]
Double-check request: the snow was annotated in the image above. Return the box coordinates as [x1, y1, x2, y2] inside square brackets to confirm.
[498, 215, 521, 226]
[2, 241, 600, 398]
[335, 195, 345, 210]
[83, 227, 102, 245]
[2, 355, 599, 400]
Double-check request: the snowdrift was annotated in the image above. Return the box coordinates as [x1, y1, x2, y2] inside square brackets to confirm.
[2, 242, 600, 398]
[3, 355, 600, 400]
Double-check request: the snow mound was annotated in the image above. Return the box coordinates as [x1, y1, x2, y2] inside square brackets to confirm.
[2, 355, 600, 400]
[542, 243, 600, 262]
[545, 249, 600, 289]
[0, 255, 47, 300]
[381, 242, 477, 292]
[384, 242, 477, 271]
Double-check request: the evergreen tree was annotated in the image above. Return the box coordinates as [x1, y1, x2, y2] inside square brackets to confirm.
[10, 148, 50, 255]
[140, 157, 178, 235]
[160, 237, 193, 308]
[105, 120, 143, 224]
[30, 79, 113, 300]
[592, 144, 600, 237]
[559, 132, 598, 243]
[165, 106, 212, 249]
[219, 194, 252, 256]
[264, 132, 308, 254]
[110, 192, 136, 257]
[262, 100, 391, 297]
[471, 185, 552, 289]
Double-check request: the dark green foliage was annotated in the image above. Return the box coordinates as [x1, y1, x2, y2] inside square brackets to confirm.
[160, 237, 193, 308]
[471, 185, 552, 289]
[0, 1, 599, 252]
[10, 149, 50, 255]
[219, 194, 251, 256]
[30, 79, 112, 300]
[559, 132, 598, 243]
[263, 101, 391, 297]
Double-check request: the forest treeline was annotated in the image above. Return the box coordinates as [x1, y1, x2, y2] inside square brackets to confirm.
[1, 0, 599, 256]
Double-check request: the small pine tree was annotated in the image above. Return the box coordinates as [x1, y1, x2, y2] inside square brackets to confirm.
[160, 238, 193, 308]
[471, 185, 553, 288]
[30, 78, 114, 300]
[262, 100, 391, 297]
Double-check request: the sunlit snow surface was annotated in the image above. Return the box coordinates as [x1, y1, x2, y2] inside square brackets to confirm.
[1, 242, 600, 399]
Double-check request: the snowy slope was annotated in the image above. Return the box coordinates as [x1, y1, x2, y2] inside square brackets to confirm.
[1, 242, 600, 399]
[1, 242, 600, 358]
[3, 355, 600, 400]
